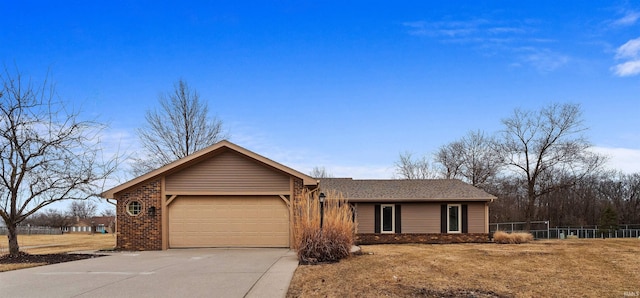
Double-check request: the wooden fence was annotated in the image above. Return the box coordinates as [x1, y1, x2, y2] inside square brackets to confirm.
[0, 226, 63, 235]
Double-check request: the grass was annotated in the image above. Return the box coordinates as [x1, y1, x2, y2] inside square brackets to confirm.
[287, 239, 640, 298]
[0, 233, 115, 271]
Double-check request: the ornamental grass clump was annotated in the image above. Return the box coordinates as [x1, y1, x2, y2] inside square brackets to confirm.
[292, 189, 354, 264]
[493, 231, 534, 244]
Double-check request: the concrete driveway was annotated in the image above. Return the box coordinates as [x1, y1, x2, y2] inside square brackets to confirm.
[0, 248, 298, 298]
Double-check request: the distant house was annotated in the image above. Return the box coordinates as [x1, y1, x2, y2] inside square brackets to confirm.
[320, 178, 496, 244]
[68, 216, 115, 234]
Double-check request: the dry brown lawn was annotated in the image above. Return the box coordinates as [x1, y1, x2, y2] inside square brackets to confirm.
[287, 239, 640, 298]
[0, 233, 115, 272]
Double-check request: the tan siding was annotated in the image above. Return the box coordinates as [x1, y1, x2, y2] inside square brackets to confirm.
[356, 202, 488, 234]
[165, 150, 290, 194]
[468, 202, 487, 233]
[356, 203, 374, 233]
[401, 203, 441, 233]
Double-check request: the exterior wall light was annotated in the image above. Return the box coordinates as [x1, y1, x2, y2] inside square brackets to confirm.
[319, 192, 326, 230]
[148, 206, 156, 217]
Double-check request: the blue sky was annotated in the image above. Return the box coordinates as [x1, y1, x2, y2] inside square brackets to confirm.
[2, 1, 640, 200]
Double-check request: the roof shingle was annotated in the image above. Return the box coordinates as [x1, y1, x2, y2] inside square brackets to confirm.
[319, 178, 495, 202]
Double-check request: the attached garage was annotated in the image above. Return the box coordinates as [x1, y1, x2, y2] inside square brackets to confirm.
[168, 195, 289, 248]
[100, 140, 318, 251]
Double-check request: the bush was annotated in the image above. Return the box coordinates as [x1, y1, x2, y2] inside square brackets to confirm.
[292, 189, 354, 264]
[493, 231, 534, 244]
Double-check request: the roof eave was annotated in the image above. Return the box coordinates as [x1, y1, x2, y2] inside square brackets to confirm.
[347, 197, 496, 203]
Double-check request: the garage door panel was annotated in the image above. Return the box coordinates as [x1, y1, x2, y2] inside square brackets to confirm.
[169, 196, 289, 248]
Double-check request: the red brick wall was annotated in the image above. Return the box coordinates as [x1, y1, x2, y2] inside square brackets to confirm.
[115, 179, 162, 250]
[356, 233, 490, 245]
[293, 177, 304, 202]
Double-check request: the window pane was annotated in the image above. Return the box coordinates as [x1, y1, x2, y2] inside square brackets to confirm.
[449, 205, 459, 232]
[128, 201, 141, 215]
[382, 206, 393, 232]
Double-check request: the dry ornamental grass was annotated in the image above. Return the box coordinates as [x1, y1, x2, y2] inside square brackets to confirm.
[493, 231, 534, 244]
[287, 239, 640, 298]
[292, 190, 354, 264]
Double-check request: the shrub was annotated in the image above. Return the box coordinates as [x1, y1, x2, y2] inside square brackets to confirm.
[493, 231, 534, 244]
[292, 189, 354, 264]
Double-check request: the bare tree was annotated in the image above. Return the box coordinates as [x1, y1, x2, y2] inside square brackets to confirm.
[0, 67, 118, 256]
[435, 140, 464, 179]
[394, 151, 439, 179]
[309, 166, 333, 179]
[498, 103, 605, 229]
[435, 131, 502, 186]
[68, 201, 98, 219]
[100, 208, 116, 217]
[132, 79, 228, 175]
[23, 209, 71, 230]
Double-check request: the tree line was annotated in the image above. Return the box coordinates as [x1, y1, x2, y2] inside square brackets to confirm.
[394, 103, 639, 228]
[21, 201, 114, 230]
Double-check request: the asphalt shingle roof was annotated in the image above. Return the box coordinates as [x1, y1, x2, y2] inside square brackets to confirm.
[319, 178, 496, 202]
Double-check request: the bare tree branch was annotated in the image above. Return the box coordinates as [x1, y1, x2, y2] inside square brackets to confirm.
[434, 130, 502, 186]
[132, 79, 228, 176]
[497, 103, 606, 228]
[310, 166, 333, 179]
[0, 66, 119, 256]
[67, 200, 97, 219]
[394, 151, 439, 179]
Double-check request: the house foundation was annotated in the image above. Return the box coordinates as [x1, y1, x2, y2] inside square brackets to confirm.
[356, 233, 490, 245]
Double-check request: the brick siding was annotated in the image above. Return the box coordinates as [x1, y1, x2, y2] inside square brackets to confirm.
[356, 233, 490, 245]
[293, 177, 304, 202]
[115, 179, 162, 250]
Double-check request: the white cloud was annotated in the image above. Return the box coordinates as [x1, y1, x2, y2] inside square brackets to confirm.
[615, 37, 640, 59]
[487, 27, 526, 34]
[612, 60, 640, 76]
[590, 147, 640, 174]
[403, 18, 571, 73]
[402, 20, 478, 37]
[612, 11, 640, 27]
[520, 48, 570, 72]
[403, 19, 510, 39]
[612, 37, 640, 77]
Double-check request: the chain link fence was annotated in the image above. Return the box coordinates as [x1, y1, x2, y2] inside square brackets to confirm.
[490, 221, 640, 239]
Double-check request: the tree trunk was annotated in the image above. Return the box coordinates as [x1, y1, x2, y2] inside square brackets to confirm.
[524, 191, 536, 231]
[7, 225, 20, 256]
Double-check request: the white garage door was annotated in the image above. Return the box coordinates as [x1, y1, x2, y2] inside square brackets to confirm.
[168, 196, 289, 248]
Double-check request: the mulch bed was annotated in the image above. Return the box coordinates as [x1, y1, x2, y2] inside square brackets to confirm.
[0, 252, 105, 265]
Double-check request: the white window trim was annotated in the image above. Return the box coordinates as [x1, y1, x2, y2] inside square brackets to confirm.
[447, 204, 462, 234]
[381, 204, 395, 234]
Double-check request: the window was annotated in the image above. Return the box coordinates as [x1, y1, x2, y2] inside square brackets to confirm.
[381, 204, 395, 233]
[127, 201, 142, 216]
[448, 204, 461, 233]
